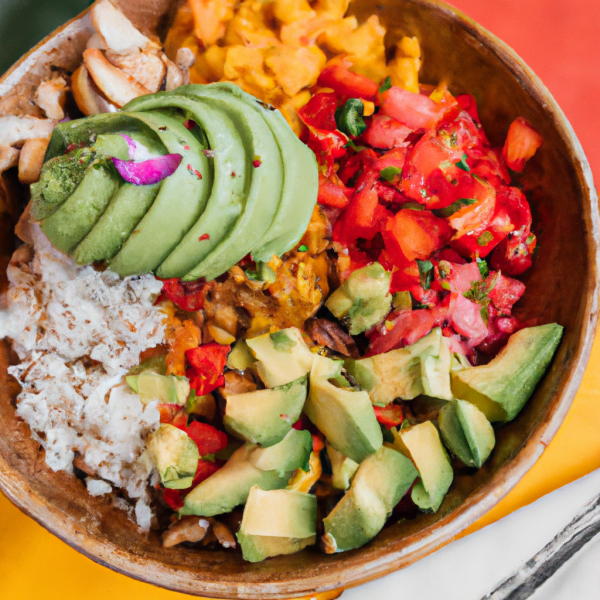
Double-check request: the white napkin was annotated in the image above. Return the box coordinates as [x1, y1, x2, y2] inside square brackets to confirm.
[343, 469, 600, 600]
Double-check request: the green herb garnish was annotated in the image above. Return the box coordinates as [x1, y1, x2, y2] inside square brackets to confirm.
[477, 231, 494, 246]
[455, 153, 471, 172]
[335, 98, 367, 138]
[526, 233, 535, 244]
[379, 76, 392, 93]
[298, 244, 309, 252]
[476, 255, 489, 278]
[401, 202, 426, 211]
[463, 273, 499, 325]
[432, 197, 477, 218]
[380, 166, 402, 182]
[416, 259, 434, 290]
[420, 188, 428, 198]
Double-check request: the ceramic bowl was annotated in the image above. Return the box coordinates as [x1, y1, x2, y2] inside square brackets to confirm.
[0, 0, 598, 597]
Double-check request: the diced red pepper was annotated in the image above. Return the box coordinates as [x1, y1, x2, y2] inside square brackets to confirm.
[159, 277, 209, 312]
[186, 421, 228, 457]
[163, 488, 184, 510]
[379, 86, 445, 130]
[185, 343, 230, 396]
[374, 404, 403, 429]
[360, 115, 411, 149]
[382, 209, 453, 263]
[317, 173, 353, 208]
[297, 92, 338, 130]
[502, 117, 543, 172]
[488, 273, 526, 314]
[317, 57, 378, 102]
[157, 403, 188, 430]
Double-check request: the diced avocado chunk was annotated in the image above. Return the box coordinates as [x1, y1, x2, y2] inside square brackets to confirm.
[392, 421, 453, 512]
[325, 262, 392, 335]
[186, 391, 216, 419]
[147, 424, 199, 489]
[327, 442, 359, 490]
[451, 324, 564, 423]
[246, 327, 314, 388]
[451, 352, 471, 373]
[346, 328, 452, 405]
[323, 446, 417, 553]
[304, 355, 382, 464]
[227, 340, 256, 371]
[180, 431, 310, 517]
[126, 373, 190, 406]
[237, 487, 317, 562]
[248, 429, 312, 474]
[224, 376, 307, 447]
[439, 399, 495, 468]
[127, 354, 167, 377]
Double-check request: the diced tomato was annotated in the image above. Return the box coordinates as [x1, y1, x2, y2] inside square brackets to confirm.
[491, 231, 536, 276]
[410, 286, 440, 307]
[455, 94, 480, 123]
[388, 259, 420, 293]
[383, 209, 453, 264]
[446, 179, 497, 238]
[379, 86, 445, 130]
[488, 273, 526, 314]
[317, 173, 353, 208]
[443, 261, 481, 292]
[185, 343, 230, 396]
[366, 306, 447, 356]
[360, 115, 411, 149]
[317, 57, 378, 102]
[292, 418, 304, 430]
[374, 146, 408, 174]
[435, 248, 466, 264]
[163, 488, 184, 510]
[471, 147, 511, 189]
[189, 459, 221, 489]
[375, 181, 408, 206]
[160, 278, 209, 312]
[157, 403, 188, 430]
[448, 292, 488, 347]
[312, 433, 325, 453]
[337, 148, 378, 185]
[502, 117, 543, 172]
[305, 127, 348, 177]
[186, 421, 228, 457]
[297, 92, 337, 130]
[374, 404, 403, 429]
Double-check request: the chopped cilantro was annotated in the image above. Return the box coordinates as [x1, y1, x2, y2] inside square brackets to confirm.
[380, 166, 402, 182]
[420, 188, 428, 198]
[432, 197, 477, 218]
[270, 331, 297, 353]
[416, 259, 434, 290]
[245, 269, 259, 281]
[463, 273, 499, 324]
[476, 256, 489, 278]
[450, 179, 458, 186]
[526, 233, 535, 244]
[298, 244, 309, 252]
[477, 231, 494, 246]
[455, 153, 471, 172]
[379, 76, 392, 93]
[344, 139, 366, 152]
[402, 202, 425, 210]
[335, 99, 367, 138]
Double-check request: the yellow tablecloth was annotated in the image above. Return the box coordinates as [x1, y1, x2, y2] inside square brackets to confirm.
[1, 332, 599, 600]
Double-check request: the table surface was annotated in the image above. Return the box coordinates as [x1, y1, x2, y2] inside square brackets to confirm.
[1, 0, 599, 598]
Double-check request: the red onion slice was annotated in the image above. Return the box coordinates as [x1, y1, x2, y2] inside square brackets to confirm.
[118, 134, 161, 162]
[111, 154, 183, 185]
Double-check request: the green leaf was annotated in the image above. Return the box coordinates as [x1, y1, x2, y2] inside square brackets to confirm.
[380, 166, 402, 182]
[477, 231, 494, 246]
[298, 244, 309, 252]
[401, 202, 426, 211]
[431, 197, 477, 218]
[476, 256, 489, 278]
[416, 259, 434, 290]
[335, 99, 367, 138]
[245, 269, 259, 281]
[526, 233, 535, 244]
[420, 188, 428, 198]
[379, 76, 392, 93]
[455, 153, 471, 172]
[343, 139, 366, 152]
[270, 331, 297, 353]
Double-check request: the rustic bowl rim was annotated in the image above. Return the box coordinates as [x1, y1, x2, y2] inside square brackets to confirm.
[0, 0, 598, 598]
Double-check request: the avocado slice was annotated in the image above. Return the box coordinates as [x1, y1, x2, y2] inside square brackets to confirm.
[224, 376, 307, 447]
[326, 442, 359, 490]
[174, 84, 283, 282]
[109, 110, 213, 276]
[210, 82, 318, 262]
[247, 429, 312, 474]
[345, 328, 453, 405]
[326, 262, 392, 335]
[305, 355, 382, 464]
[30, 147, 97, 221]
[126, 373, 190, 406]
[451, 324, 564, 422]
[147, 423, 199, 489]
[125, 93, 248, 279]
[323, 445, 417, 553]
[237, 486, 317, 562]
[226, 339, 256, 371]
[246, 327, 315, 388]
[180, 432, 310, 517]
[392, 421, 453, 512]
[438, 399, 495, 468]
[127, 354, 167, 376]
[186, 390, 216, 420]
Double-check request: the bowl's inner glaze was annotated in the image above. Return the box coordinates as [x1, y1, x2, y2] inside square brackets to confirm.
[0, 0, 596, 597]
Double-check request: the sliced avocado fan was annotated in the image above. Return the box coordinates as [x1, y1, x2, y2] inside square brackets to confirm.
[33, 83, 318, 281]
